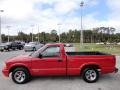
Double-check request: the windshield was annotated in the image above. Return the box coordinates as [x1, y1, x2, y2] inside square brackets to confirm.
[30, 44, 47, 57]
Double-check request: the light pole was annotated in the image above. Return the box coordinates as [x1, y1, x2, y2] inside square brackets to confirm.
[57, 23, 61, 43]
[80, 1, 84, 48]
[31, 25, 34, 42]
[38, 25, 40, 42]
[0, 10, 4, 44]
[6, 25, 11, 42]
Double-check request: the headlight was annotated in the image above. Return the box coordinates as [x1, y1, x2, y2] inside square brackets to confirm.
[3, 63, 6, 67]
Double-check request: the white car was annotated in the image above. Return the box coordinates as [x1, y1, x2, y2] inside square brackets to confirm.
[117, 42, 120, 45]
[64, 43, 73, 47]
[24, 42, 44, 51]
[96, 42, 104, 45]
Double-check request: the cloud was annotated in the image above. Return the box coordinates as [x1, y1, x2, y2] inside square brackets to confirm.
[105, 0, 120, 32]
[53, 0, 78, 15]
[0, 0, 34, 20]
[0, 0, 120, 35]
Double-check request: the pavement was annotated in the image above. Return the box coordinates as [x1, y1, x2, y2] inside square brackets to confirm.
[0, 49, 120, 90]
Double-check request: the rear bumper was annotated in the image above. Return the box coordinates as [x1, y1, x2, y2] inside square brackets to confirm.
[115, 68, 118, 73]
[2, 67, 9, 77]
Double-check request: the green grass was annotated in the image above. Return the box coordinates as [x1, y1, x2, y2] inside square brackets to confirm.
[74, 43, 120, 55]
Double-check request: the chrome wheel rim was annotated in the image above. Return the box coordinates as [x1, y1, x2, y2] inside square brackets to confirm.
[85, 70, 97, 81]
[14, 71, 26, 83]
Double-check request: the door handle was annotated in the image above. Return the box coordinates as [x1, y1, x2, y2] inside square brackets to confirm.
[58, 59, 62, 62]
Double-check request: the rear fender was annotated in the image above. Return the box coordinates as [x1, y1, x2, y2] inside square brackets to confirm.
[80, 62, 101, 74]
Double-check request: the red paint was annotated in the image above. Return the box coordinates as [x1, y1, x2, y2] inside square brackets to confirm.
[2, 43, 118, 77]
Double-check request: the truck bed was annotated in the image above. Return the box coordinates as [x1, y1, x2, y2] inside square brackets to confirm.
[66, 51, 110, 56]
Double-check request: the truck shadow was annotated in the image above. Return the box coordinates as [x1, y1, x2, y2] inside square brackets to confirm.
[99, 74, 119, 81]
[30, 73, 119, 83]
[32, 76, 81, 81]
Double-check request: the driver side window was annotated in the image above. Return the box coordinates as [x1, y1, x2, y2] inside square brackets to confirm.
[41, 46, 60, 57]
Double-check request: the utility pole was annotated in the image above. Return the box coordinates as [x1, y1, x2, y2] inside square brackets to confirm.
[0, 10, 4, 44]
[31, 25, 34, 42]
[80, 1, 84, 48]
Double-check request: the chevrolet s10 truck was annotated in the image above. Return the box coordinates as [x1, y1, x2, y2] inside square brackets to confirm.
[2, 43, 118, 84]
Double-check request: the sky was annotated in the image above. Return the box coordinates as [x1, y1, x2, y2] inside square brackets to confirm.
[0, 0, 120, 35]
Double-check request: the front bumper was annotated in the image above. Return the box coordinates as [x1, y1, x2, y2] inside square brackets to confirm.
[2, 67, 9, 77]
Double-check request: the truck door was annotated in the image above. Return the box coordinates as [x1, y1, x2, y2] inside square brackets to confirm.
[31, 45, 66, 76]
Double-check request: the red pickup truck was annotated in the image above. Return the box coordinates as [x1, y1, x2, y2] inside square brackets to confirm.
[2, 43, 118, 84]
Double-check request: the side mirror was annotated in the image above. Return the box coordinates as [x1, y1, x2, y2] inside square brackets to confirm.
[39, 53, 42, 58]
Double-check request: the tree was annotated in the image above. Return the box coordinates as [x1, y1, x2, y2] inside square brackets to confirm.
[50, 30, 58, 42]
[1, 27, 119, 43]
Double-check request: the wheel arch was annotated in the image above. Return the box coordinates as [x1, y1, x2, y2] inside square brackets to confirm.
[9, 65, 31, 75]
[80, 63, 101, 75]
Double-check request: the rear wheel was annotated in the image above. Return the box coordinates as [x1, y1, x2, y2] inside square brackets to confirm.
[82, 68, 99, 83]
[0, 49, 4, 52]
[11, 67, 31, 84]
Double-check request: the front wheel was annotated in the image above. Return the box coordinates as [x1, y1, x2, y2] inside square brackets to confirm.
[82, 68, 99, 83]
[11, 68, 31, 84]
[19, 47, 23, 50]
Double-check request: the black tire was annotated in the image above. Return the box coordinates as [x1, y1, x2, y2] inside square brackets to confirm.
[6, 48, 10, 51]
[0, 50, 4, 52]
[11, 67, 31, 84]
[19, 47, 23, 50]
[33, 47, 36, 51]
[82, 68, 99, 83]
[7, 48, 10, 51]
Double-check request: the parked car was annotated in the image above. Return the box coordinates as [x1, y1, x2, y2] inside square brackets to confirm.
[64, 43, 73, 47]
[6, 42, 24, 50]
[0, 43, 10, 51]
[96, 42, 104, 45]
[24, 42, 44, 51]
[117, 42, 120, 45]
[0, 42, 24, 51]
[2, 43, 118, 84]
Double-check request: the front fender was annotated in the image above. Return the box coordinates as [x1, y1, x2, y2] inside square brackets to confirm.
[9, 63, 31, 74]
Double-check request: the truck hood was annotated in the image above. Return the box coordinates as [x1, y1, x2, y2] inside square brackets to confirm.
[6, 55, 32, 63]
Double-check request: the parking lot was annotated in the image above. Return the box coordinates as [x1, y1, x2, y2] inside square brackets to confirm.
[0, 50, 120, 90]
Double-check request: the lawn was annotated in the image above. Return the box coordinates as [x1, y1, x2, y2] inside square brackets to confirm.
[74, 43, 120, 55]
